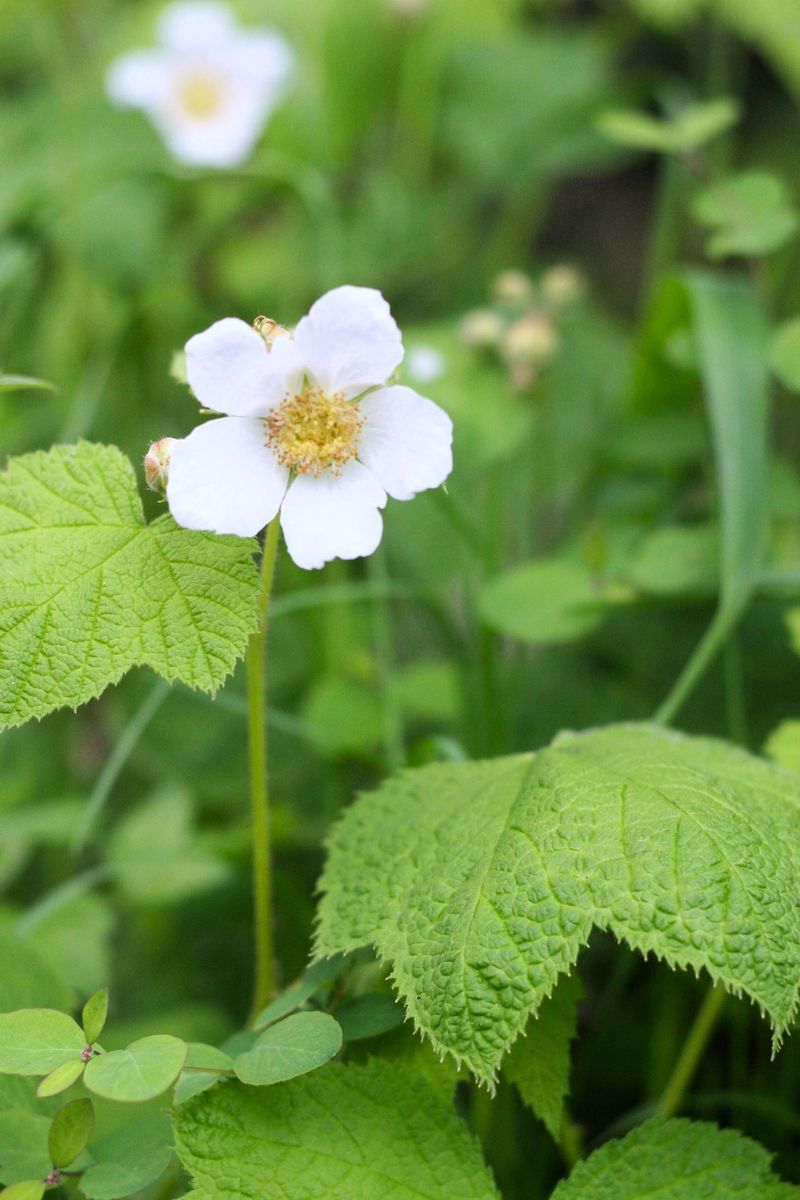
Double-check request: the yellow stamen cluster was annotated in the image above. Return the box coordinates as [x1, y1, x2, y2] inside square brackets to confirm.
[266, 387, 362, 475]
[177, 73, 225, 120]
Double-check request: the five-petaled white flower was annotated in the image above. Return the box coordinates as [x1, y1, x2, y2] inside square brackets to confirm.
[106, 1, 294, 168]
[166, 287, 454, 570]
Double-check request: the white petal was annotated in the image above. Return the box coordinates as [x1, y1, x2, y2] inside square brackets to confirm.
[357, 385, 453, 501]
[185, 319, 301, 415]
[106, 51, 169, 109]
[156, 99, 269, 168]
[280, 461, 386, 570]
[232, 32, 295, 90]
[294, 286, 404, 399]
[167, 417, 287, 537]
[158, 1, 234, 51]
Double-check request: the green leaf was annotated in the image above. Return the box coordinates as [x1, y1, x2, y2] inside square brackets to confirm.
[503, 971, 582, 1140]
[765, 720, 800, 776]
[83, 1035, 187, 1103]
[36, 1060, 85, 1099]
[550, 1117, 799, 1198]
[48, 1097, 94, 1169]
[656, 273, 770, 722]
[335, 995, 405, 1042]
[628, 525, 719, 596]
[0, 1111, 50, 1184]
[80, 1116, 173, 1200]
[233, 1013, 342, 1086]
[174, 1060, 500, 1199]
[25, 895, 114, 996]
[688, 272, 769, 611]
[81, 990, 108, 1048]
[596, 108, 674, 152]
[770, 316, 800, 392]
[670, 96, 740, 150]
[692, 171, 799, 259]
[316, 723, 800, 1082]
[0, 1183, 45, 1200]
[253, 955, 350, 1030]
[184, 1043, 233, 1072]
[0, 1010, 84, 1076]
[172, 1045, 232, 1107]
[597, 98, 739, 155]
[0, 375, 55, 395]
[479, 559, 605, 644]
[107, 785, 229, 905]
[0, 931, 72, 1013]
[0, 443, 259, 729]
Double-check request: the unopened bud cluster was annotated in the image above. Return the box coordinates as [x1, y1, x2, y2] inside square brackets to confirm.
[459, 263, 585, 391]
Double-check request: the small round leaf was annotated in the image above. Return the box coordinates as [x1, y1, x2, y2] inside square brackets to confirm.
[36, 1059, 85, 1098]
[48, 1098, 94, 1169]
[233, 1012, 342, 1086]
[0, 1010, 85, 1076]
[83, 1036, 187, 1103]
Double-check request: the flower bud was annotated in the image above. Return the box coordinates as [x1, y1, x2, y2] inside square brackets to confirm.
[491, 269, 534, 309]
[501, 313, 559, 367]
[144, 437, 178, 495]
[459, 309, 504, 351]
[540, 264, 585, 309]
[253, 315, 290, 349]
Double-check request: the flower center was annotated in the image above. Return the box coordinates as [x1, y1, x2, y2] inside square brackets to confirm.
[177, 72, 226, 119]
[266, 387, 362, 476]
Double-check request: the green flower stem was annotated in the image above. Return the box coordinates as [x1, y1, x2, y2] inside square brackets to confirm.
[246, 519, 282, 1023]
[657, 983, 727, 1119]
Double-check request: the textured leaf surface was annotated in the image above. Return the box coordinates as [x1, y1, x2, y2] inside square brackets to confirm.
[503, 971, 581, 1139]
[550, 1118, 799, 1198]
[174, 1059, 500, 1199]
[316, 723, 800, 1081]
[0, 443, 259, 729]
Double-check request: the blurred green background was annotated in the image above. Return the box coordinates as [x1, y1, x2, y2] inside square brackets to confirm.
[2, 1, 800, 1195]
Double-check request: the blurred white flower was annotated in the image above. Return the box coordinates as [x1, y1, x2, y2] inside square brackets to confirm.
[167, 287, 453, 569]
[106, 1, 294, 168]
[406, 344, 445, 385]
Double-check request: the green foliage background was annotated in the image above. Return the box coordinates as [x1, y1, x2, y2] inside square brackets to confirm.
[2, 0, 800, 1197]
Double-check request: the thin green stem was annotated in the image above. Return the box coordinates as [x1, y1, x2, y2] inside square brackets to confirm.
[654, 607, 737, 726]
[73, 680, 169, 854]
[246, 519, 282, 1024]
[657, 984, 727, 1119]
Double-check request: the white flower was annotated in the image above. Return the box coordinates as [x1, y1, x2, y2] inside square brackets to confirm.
[406, 344, 445, 385]
[106, 1, 294, 168]
[166, 286, 454, 569]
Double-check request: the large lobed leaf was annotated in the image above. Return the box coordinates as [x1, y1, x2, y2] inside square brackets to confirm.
[173, 1059, 499, 1200]
[0, 443, 259, 728]
[551, 1117, 799, 1198]
[315, 723, 800, 1083]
